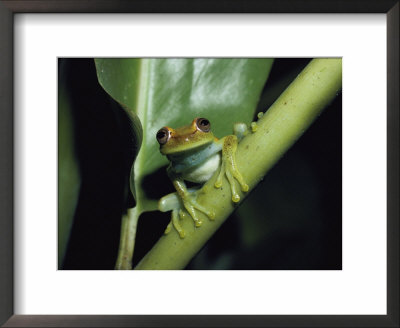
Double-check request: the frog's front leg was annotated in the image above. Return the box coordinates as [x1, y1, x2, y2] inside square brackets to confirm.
[168, 168, 215, 226]
[159, 190, 205, 239]
[215, 135, 249, 202]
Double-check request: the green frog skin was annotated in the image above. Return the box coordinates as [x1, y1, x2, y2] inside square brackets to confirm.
[156, 117, 249, 238]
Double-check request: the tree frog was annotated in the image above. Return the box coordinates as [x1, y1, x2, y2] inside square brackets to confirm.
[156, 117, 249, 238]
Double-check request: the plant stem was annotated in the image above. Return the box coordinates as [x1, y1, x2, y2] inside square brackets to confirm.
[135, 58, 342, 270]
[115, 207, 139, 269]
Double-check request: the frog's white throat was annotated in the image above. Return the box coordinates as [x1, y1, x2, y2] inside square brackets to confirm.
[168, 142, 222, 174]
[180, 153, 221, 184]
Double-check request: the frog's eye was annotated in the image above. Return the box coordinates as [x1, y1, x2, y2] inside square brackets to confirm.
[196, 118, 211, 132]
[156, 128, 170, 145]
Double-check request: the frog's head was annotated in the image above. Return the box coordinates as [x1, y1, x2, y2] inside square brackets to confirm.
[156, 117, 215, 155]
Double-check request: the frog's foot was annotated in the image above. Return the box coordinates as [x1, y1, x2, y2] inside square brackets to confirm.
[214, 135, 249, 203]
[160, 191, 215, 239]
[181, 193, 215, 226]
[164, 209, 186, 238]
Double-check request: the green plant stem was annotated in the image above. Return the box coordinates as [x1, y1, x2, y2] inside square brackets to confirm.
[135, 58, 342, 270]
[115, 207, 139, 269]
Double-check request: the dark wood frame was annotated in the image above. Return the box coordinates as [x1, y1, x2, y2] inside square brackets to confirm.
[0, 1, 398, 327]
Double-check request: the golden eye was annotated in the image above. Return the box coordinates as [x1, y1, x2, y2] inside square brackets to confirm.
[196, 118, 211, 132]
[156, 127, 170, 145]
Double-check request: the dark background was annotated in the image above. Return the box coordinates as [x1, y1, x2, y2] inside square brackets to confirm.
[59, 58, 342, 270]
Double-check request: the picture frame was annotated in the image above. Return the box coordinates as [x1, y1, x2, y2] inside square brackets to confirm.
[0, 0, 398, 327]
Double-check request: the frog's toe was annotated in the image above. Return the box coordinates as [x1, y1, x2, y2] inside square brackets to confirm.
[183, 203, 203, 227]
[190, 209, 203, 226]
[232, 194, 240, 203]
[231, 167, 249, 193]
[164, 221, 172, 235]
[208, 211, 216, 220]
[172, 210, 186, 239]
[194, 204, 214, 222]
[215, 161, 226, 189]
[185, 197, 215, 223]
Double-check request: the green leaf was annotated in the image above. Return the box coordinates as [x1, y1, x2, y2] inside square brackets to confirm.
[95, 58, 274, 213]
[58, 81, 81, 267]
